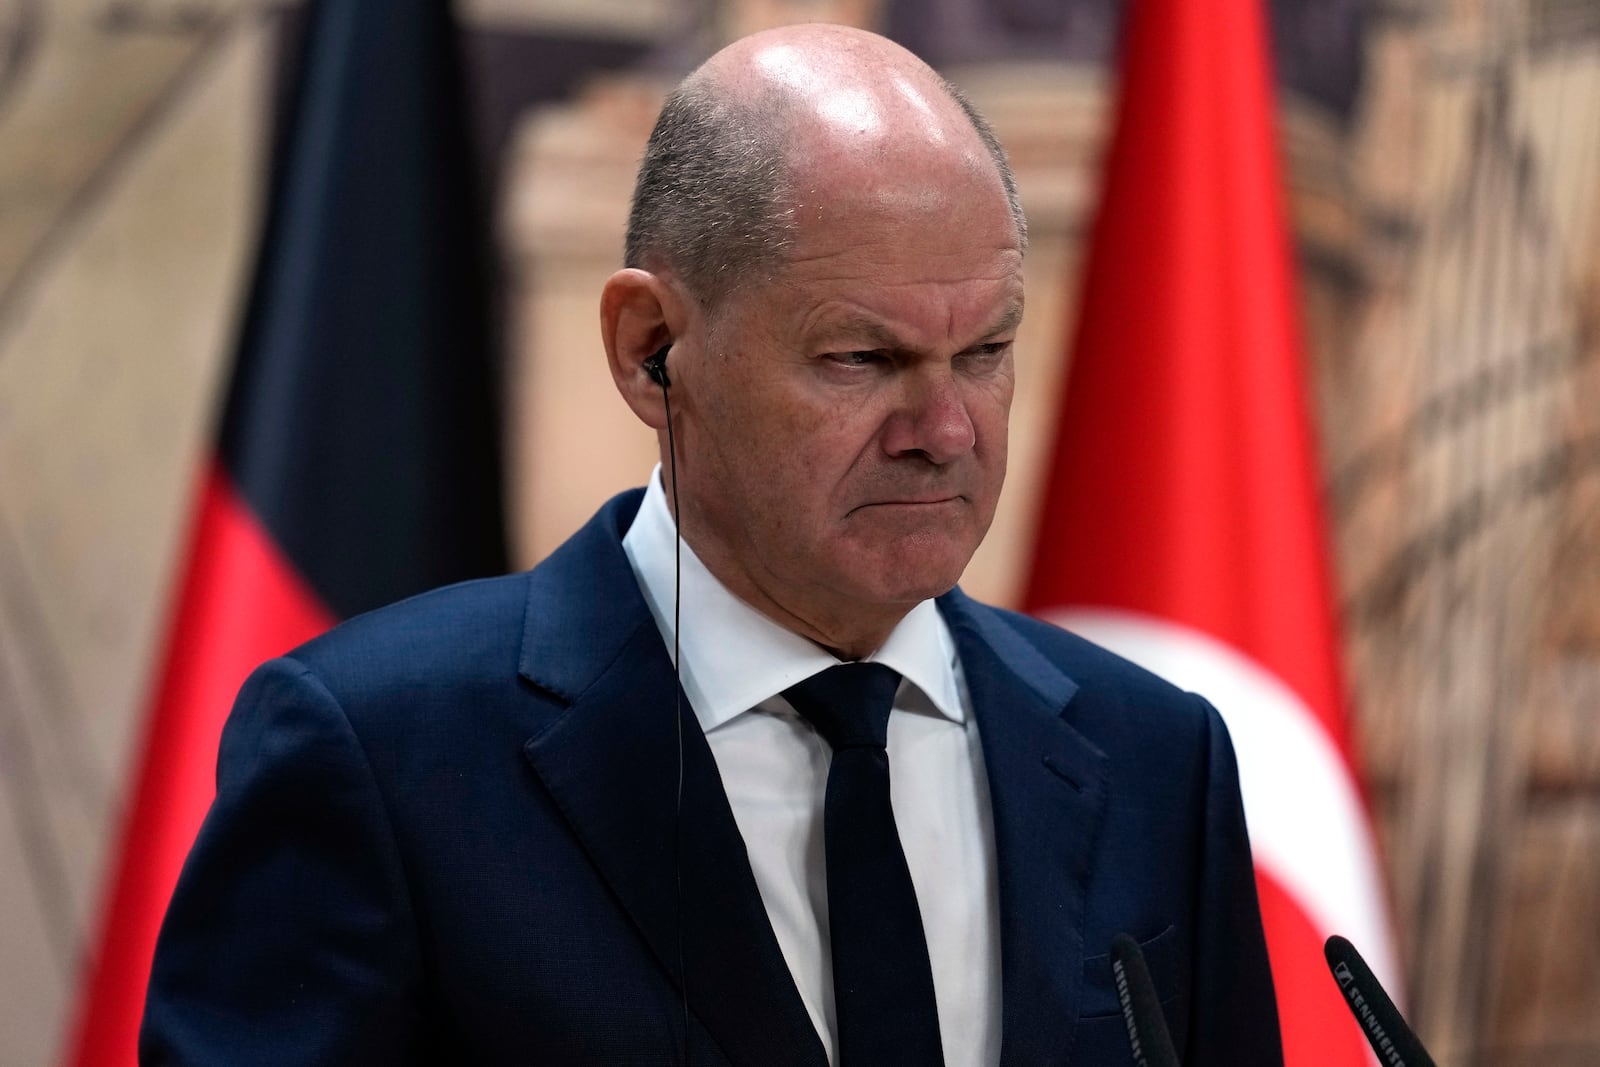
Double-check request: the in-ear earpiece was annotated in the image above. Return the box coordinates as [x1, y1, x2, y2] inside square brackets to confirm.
[644, 344, 672, 389]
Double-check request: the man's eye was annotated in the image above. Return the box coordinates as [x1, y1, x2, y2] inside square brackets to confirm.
[830, 350, 887, 366]
[960, 341, 1012, 363]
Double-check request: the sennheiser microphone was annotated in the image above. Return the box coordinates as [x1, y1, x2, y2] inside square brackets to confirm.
[1324, 935, 1436, 1067]
[1110, 933, 1181, 1067]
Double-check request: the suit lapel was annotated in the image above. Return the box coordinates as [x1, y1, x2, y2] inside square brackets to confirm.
[941, 591, 1110, 1067]
[518, 493, 826, 1067]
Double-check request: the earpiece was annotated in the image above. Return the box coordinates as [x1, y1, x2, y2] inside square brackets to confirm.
[644, 344, 672, 389]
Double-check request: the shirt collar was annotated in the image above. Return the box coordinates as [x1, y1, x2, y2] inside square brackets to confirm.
[621, 466, 965, 733]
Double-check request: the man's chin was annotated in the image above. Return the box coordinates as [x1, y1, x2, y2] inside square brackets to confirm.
[840, 551, 970, 608]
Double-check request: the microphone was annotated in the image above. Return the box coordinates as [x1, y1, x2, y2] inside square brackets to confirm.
[1110, 933, 1181, 1067]
[1324, 935, 1436, 1067]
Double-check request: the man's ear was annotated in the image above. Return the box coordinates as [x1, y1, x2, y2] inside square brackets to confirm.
[601, 268, 684, 430]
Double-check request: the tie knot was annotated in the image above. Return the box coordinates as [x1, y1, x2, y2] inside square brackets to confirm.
[783, 662, 902, 750]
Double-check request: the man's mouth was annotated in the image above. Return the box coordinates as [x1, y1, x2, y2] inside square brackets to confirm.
[853, 495, 964, 511]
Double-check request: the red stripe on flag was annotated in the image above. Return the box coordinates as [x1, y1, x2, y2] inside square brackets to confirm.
[1256, 869, 1372, 1066]
[63, 462, 333, 1067]
[1021, 0, 1349, 755]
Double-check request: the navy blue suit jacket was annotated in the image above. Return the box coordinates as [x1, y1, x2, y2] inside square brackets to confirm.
[143, 489, 1282, 1065]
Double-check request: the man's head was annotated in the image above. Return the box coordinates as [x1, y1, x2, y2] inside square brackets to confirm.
[603, 24, 1026, 658]
[623, 30, 1026, 310]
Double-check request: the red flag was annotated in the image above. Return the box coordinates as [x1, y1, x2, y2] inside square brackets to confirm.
[1022, 0, 1398, 1063]
[63, 469, 334, 1065]
[62, 1, 506, 1061]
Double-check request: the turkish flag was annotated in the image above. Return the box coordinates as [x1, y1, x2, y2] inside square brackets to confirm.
[61, 1, 507, 1062]
[1023, 0, 1399, 1063]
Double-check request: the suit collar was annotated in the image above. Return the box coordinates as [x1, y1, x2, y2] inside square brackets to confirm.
[519, 490, 828, 1067]
[516, 489, 650, 702]
[939, 590, 1111, 1066]
[517, 496, 1109, 1067]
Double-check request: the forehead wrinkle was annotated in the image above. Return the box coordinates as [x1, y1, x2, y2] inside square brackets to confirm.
[780, 237, 1024, 278]
[801, 304, 905, 351]
[945, 293, 1024, 349]
[802, 287, 1023, 356]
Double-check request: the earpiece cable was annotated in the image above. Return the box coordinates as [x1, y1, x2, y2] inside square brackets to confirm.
[659, 360, 689, 1063]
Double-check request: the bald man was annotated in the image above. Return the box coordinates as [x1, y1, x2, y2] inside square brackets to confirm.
[144, 25, 1282, 1067]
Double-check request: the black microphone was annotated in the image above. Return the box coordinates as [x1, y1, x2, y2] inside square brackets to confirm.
[1324, 935, 1436, 1067]
[1110, 933, 1181, 1067]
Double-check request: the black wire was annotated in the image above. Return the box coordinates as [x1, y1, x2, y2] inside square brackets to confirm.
[661, 378, 689, 1063]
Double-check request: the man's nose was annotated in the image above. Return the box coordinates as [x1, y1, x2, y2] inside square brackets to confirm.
[881, 368, 976, 464]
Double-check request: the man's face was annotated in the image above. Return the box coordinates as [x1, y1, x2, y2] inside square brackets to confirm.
[669, 150, 1024, 639]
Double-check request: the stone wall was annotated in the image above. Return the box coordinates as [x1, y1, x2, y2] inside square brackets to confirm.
[0, 4, 265, 1062]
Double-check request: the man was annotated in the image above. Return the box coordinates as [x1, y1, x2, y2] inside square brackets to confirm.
[144, 23, 1282, 1067]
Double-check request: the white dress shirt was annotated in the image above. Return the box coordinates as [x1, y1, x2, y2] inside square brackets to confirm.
[622, 468, 1001, 1067]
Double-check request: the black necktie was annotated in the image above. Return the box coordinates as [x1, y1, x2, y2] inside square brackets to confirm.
[783, 663, 945, 1067]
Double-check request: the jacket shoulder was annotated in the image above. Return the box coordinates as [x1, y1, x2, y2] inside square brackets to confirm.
[287, 572, 533, 699]
[945, 595, 1223, 767]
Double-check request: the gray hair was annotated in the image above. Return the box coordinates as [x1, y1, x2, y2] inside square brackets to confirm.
[624, 73, 1028, 309]
[944, 79, 1028, 253]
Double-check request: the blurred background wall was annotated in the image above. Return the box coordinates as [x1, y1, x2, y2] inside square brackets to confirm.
[0, 0, 1595, 1063]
